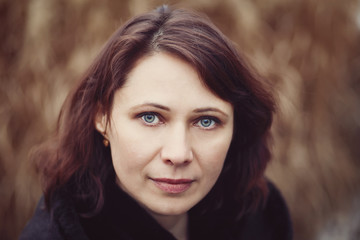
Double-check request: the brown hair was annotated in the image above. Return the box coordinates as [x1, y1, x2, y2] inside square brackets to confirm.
[34, 5, 275, 217]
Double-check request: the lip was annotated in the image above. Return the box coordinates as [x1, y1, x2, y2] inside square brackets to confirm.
[151, 178, 194, 194]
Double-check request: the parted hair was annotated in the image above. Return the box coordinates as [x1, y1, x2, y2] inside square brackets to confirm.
[34, 5, 275, 217]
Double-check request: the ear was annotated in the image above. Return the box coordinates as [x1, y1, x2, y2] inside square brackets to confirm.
[95, 111, 107, 134]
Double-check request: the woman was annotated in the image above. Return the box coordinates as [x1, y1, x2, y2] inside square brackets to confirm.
[20, 5, 292, 240]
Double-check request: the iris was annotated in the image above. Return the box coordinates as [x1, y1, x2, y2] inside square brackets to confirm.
[143, 114, 156, 123]
[200, 118, 213, 128]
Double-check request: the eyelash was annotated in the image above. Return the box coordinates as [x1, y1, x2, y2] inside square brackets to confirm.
[136, 112, 222, 129]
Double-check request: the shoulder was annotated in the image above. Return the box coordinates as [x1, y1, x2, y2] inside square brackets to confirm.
[19, 195, 89, 240]
[234, 180, 293, 240]
[19, 197, 62, 240]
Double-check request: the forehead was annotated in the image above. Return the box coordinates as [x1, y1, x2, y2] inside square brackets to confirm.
[113, 53, 232, 111]
[125, 53, 200, 91]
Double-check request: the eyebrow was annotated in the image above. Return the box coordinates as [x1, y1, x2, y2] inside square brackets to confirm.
[130, 103, 229, 118]
[193, 107, 229, 118]
[130, 103, 170, 111]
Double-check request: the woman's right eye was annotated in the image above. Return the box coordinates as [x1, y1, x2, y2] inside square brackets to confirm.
[139, 113, 161, 126]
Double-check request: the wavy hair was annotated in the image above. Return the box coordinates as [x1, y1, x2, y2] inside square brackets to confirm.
[34, 5, 275, 217]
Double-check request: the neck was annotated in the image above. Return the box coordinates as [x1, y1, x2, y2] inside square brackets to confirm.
[149, 212, 188, 240]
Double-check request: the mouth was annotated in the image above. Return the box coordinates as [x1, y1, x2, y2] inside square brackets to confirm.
[151, 178, 194, 194]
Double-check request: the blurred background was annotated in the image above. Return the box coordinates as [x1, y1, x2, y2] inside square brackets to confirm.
[1, 0, 360, 239]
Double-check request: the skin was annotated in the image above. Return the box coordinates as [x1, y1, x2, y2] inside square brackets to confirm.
[95, 52, 234, 239]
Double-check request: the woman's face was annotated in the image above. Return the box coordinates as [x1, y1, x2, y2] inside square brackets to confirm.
[96, 53, 234, 217]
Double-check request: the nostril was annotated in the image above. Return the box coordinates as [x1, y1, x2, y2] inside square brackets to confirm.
[183, 160, 191, 166]
[163, 157, 192, 166]
[165, 159, 174, 166]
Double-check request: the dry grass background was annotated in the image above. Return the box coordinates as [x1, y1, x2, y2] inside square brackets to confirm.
[1, 0, 360, 239]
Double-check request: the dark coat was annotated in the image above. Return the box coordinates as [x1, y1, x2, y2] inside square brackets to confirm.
[20, 180, 292, 240]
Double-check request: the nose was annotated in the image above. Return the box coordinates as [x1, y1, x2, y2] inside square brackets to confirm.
[160, 124, 193, 166]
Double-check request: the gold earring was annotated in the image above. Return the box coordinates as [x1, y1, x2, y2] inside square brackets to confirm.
[103, 138, 109, 147]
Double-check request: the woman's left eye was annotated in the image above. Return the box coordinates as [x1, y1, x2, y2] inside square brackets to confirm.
[195, 117, 218, 129]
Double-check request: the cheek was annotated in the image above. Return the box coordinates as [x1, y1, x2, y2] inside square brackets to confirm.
[197, 140, 231, 179]
[196, 131, 232, 162]
[109, 130, 160, 172]
[206, 152, 227, 178]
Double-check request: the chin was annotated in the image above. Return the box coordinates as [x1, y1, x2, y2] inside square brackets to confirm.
[146, 200, 194, 216]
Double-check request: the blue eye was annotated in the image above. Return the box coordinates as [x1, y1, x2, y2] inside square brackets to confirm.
[200, 119, 213, 127]
[140, 113, 160, 125]
[143, 114, 155, 123]
[196, 117, 217, 129]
